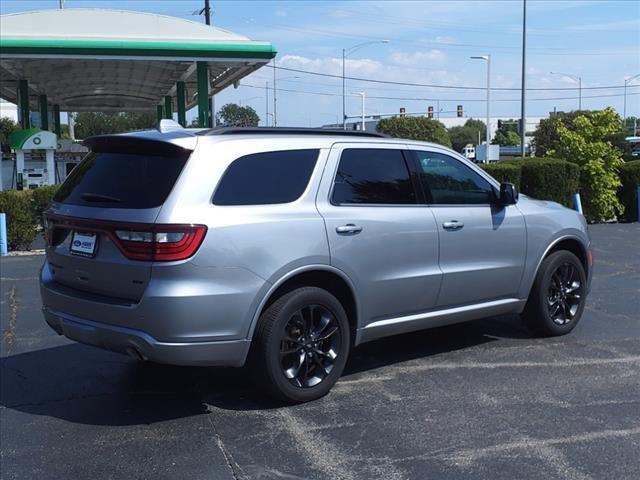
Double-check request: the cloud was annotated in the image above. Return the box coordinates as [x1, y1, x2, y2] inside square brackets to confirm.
[434, 36, 455, 44]
[390, 50, 447, 66]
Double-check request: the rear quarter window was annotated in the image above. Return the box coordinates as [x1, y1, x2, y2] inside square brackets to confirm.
[212, 149, 319, 206]
[54, 150, 189, 209]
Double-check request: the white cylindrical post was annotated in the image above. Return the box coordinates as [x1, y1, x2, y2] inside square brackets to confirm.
[572, 193, 583, 215]
[0, 213, 8, 256]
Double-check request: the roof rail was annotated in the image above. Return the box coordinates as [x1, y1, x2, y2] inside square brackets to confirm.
[195, 126, 387, 138]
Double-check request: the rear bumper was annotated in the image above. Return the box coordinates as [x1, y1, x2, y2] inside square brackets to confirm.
[43, 307, 251, 367]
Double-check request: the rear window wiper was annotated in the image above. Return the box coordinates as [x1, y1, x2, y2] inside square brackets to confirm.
[81, 192, 122, 203]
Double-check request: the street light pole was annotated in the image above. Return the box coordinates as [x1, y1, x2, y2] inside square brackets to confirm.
[273, 61, 277, 127]
[352, 92, 366, 131]
[550, 72, 582, 110]
[623, 73, 640, 120]
[520, 0, 527, 158]
[272, 75, 299, 127]
[471, 55, 491, 146]
[342, 48, 346, 130]
[342, 40, 389, 130]
[265, 81, 269, 127]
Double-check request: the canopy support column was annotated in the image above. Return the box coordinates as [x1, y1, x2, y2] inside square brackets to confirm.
[53, 105, 61, 137]
[197, 61, 209, 128]
[176, 81, 186, 127]
[164, 96, 173, 119]
[156, 105, 164, 123]
[39, 95, 49, 130]
[17, 79, 30, 129]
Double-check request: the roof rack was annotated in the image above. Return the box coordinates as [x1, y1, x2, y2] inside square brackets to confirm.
[195, 126, 387, 138]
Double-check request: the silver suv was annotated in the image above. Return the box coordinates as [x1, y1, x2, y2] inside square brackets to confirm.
[41, 124, 592, 402]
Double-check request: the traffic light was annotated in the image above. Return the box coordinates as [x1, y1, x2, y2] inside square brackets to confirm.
[457, 105, 463, 117]
[399, 107, 406, 116]
[427, 106, 434, 118]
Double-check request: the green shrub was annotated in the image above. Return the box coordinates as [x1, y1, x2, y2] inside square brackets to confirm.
[0, 190, 38, 250]
[618, 160, 640, 222]
[480, 163, 521, 189]
[30, 185, 60, 226]
[520, 157, 580, 208]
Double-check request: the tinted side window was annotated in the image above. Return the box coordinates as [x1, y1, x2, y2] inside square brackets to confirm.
[331, 149, 416, 205]
[54, 151, 189, 209]
[213, 149, 319, 205]
[415, 151, 494, 205]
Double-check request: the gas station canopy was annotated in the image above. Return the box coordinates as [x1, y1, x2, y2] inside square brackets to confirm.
[0, 8, 276, 122]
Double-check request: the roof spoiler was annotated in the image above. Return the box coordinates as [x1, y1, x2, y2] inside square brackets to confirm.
[83, 135, 193, 157]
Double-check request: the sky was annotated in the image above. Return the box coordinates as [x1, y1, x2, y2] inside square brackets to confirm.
[2, 0, 639, 127]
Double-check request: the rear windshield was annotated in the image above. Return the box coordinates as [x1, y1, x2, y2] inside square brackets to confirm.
[54, 151, 189, 209]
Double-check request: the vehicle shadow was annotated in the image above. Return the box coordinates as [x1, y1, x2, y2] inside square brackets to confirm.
[0, 314, 530, 425]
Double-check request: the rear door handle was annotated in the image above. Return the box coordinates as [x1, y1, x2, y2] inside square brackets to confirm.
[442, 220, 464, 231]
[336, 224, 363, 234]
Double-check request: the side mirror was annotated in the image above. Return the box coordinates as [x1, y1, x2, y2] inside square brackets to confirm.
[498, 182, 518, 205]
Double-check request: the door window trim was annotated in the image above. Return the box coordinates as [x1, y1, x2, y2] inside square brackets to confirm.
[328, 147, 425, 207]
[406, 149, 499, 207]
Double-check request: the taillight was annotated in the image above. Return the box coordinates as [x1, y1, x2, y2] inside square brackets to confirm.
[114, 225, 207, 261]
[44, 215, 207, 262]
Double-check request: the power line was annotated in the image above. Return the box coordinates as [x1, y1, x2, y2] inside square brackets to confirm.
[239, 82, 640, 103]
[226, 17, 634, 56]
[273, 65, 639, 92]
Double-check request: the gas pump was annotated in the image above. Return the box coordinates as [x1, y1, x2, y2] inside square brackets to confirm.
[9, 128, 57, 190]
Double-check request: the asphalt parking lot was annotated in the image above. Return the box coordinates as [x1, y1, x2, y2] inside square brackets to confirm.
[1, 223, 639, 480]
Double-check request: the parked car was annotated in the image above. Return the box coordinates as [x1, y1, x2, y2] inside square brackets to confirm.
[41, 123, 592, 403]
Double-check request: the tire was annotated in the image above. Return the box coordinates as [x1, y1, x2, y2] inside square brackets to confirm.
[252, 287, 350, 403]
[522, 250, 587, 337]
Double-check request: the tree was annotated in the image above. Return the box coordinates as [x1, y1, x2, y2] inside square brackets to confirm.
[550, 108, 625, 222]
[493, 130, 521, 146]
[74, 112, 157, 138]
[447, 118, 486, 152]
[532, 110, 631, 157]
[377, 116, 451, 147]
[491, 119, 520, 146]
[217, 103, 260, 127]
[0, 117, 20, 149]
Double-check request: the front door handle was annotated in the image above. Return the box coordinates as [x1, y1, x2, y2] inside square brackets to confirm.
[442, 220, 464, 231]
[336, 224, 363, 235]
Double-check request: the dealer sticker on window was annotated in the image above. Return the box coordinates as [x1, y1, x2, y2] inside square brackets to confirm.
[70, 231, 98, 257]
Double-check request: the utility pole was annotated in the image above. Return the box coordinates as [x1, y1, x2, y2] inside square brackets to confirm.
[203, 0, 213, 127]
[204, 0, 211, 25]
[624, 74, 640, 120]
[59, 0, 64, 8]
[520, 0, 527, 157]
